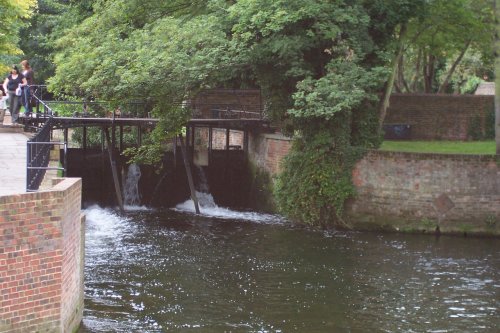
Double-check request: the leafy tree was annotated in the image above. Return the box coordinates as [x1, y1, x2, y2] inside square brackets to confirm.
[395, 0, 494, 94]
[17, 0, 95, 84]
[0, 0, 37, 72]
[46, 0, 425, 226]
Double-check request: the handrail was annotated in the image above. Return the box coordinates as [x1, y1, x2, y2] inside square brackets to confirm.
[26, 88, 65, 191]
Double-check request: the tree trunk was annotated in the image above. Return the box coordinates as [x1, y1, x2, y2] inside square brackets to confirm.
[397, 54, 410, 92]
[423, 54, 436, 93]
[411, 48, 422, 92]
[379, 23, 407, 130]
[438, 40, 471, 94]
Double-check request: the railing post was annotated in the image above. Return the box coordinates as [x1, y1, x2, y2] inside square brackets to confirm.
[26, 142, 30, 192]
[63, 128, 68, 177]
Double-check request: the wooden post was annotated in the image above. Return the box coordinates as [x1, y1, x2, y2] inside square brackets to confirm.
[104, 127, 124, 212]
[82, 126, 87, 151]
[208, 126, 213, 165]
[173, 136, 177, 169]
[100, 128, 105, 152]
[178, 134, 200, 214]
[190, 125, 195, 163]
[119, 125, 123, 152]
[243, 129, 249, 156]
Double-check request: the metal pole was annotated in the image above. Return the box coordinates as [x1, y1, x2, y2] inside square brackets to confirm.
[26, 142, 30, 192]
[63, 128, 68, 177]
[179, 134, 200, 214]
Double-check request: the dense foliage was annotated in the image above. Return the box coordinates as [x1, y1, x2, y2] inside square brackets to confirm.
[395, 0, 494, 94]
[2, 0, 496, 226]
[0, 0, 36, 72]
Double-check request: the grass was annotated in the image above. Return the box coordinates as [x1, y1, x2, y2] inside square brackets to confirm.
[379, 140, 496, 155]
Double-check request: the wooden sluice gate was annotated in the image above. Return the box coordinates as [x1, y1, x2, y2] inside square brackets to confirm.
[23, 88, 271, 209]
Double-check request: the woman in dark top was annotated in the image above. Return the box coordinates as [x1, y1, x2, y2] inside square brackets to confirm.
[21, 60, 35, 115]
[2, 65, 27, 124]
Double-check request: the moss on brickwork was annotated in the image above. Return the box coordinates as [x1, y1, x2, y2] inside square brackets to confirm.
[347, 212, 500, 236]
[247, 161, 277, 213]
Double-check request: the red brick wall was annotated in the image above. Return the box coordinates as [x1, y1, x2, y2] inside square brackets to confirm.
[248, 133, 292, 175]
[249, 133, 500, 234]
[385, 94, 494, 140]
[0, 178, 84, 333]
[192, 89, 262, 119]
[350, 151, 500, 234]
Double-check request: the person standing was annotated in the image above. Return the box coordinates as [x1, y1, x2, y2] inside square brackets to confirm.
[0, 86, 7, 124]
[20, 60, 35, 115]
[2, 65, 27, 124]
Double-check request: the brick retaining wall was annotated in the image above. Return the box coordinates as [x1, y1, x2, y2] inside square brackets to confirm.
[385, 94, 494, 140]
[248, 133, 292, 175]
[248, 133, 500, 234]
[0, 178, 84, 333]
[349, 151, 500, 234]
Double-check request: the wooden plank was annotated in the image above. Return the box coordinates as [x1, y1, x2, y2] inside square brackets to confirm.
[104, 128, 124, 212]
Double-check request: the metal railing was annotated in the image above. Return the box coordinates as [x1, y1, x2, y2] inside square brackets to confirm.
[26, 116, 66, 192]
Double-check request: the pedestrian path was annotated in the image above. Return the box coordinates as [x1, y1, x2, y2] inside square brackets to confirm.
[0, 113, 30, 196]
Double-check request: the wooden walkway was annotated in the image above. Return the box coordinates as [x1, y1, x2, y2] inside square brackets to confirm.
[25, 115, 269, 132]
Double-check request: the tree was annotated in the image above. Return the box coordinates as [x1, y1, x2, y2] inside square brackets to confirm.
[17, 0, 95, 84]
[46, 0, 422, 226]
[397, 0, 494, 94]
[0, 0, 36, 72]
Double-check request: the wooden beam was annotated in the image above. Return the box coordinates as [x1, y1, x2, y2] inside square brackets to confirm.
[178, 134, 200, 214]
[104, 127, 124, 212]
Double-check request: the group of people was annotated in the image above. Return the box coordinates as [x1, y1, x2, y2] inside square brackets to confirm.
[1, 60, 35, 125]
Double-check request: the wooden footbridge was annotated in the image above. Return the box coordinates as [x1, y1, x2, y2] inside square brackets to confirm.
[24, 86, 271, 212]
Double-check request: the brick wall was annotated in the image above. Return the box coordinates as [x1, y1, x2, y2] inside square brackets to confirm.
[349, 151, 500, 234]
[248, 133, 292, 175]
[385, 94, 494, 140]
[249, 133, 500, 234]
[192, 89, 262, 119]
[0, 178, 84, 333]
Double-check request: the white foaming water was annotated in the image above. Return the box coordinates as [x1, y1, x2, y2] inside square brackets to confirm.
[84, 205, 129, 244]
[123, 163, 141, 206]
[175, 191, 284, 224]
[124, 204, 151, 212]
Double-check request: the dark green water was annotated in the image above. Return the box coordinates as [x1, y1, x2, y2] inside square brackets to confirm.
[79, 206, 499, 332]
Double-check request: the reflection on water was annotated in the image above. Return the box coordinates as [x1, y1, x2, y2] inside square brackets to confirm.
[80, 205, 499, 332]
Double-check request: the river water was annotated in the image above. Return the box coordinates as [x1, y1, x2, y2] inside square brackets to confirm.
[79, 202, 499, 333]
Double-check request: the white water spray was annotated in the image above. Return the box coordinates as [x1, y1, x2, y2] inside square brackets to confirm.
[176, 166, 284, 223]
[195, 165, 210, 193]
[123, 163, 142, 207]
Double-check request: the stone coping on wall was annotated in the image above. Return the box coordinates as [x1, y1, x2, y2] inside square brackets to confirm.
[390, 92, 494, 99]
[260, 133, 293, 141]
[366, 149, 499, 161]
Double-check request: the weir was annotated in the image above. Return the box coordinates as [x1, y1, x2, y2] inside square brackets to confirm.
[22, 86, 271, 210]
